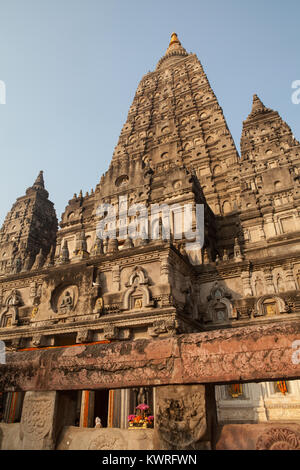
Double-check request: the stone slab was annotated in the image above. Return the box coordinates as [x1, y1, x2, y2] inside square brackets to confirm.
[0, 321, 300, 391]
[216, 422, 300, 450]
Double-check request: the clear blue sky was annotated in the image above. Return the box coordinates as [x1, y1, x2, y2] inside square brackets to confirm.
[0, 0, 299, 224]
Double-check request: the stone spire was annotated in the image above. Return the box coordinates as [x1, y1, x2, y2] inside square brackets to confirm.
[0, 171, 57, 275]
[247, 94, 269, 119]
[156, 32, 189, 69]
[33, 171, 45, 189]
[165, 32, 186, 54]
[26, 170, 49, 198]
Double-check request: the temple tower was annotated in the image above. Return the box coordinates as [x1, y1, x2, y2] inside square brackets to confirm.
[239, 94, 300, 257]
[0, 171, 58, 274]
[112, 32, 240, 215]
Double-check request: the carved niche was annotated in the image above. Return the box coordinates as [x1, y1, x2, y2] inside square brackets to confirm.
[50, 285, 79, 316]
[0, 289, 22, 328]
[122, 266, 153, 310]
[205, 283, 236, 324]
[255, 295, 289, 317]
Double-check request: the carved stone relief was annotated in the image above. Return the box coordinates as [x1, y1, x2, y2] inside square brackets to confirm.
[122, 266, 153, 310]
[154, 385, 208, 450]
[205, 283, 236, 324]
[148, 319, 177, 337]
[255, 295, 289, 317]
[20, 391, 58, 450]
[50, 285, 78, 316]
[256, 427, 300, 450]
[0, 289, 22, 327]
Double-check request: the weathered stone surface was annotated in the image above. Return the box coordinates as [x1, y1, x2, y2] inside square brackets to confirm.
[19, 391, 58, 450]
[153, 385, 210, 450]
[0, 423, 22, 450]
[57, 427, 155, 450]
[0, 320, 299, 392]
[0, 423, 155, 450]
[216, 423, 300, 450]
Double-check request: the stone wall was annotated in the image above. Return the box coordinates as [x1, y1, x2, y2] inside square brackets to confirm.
[0, 423, 154, 450]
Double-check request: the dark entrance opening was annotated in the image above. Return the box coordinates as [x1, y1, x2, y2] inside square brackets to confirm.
[55, 333, 77, 347]
[94, 390, 109, 428]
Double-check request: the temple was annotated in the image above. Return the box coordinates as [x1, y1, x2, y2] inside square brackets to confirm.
[0, 33, 300, 450]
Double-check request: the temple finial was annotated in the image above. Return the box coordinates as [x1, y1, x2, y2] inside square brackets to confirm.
[156, 32, 188, 69]
[33, 170, 45, 189]
[169, 32, 181, 47]
[250, 94, 267, 115]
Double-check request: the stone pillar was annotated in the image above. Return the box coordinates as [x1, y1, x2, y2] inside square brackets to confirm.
[263, 267, 275, 294]
[79, 390, 95, 428]
[284, 264, 297, 291]
[264, 215, 277, 238]
[241, 272, 253, 297]
[112, 266, 120, 291]
[153, 384, 217, 450]
[19, 391, 59, 450]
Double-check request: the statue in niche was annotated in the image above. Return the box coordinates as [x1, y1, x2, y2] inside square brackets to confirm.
[182, 284, 193, 315]
[0, 289, 22, 327]
[205, 282, 234, 324]
[94, 297, 104, 314]
[134, 298, 143, 309]
[132, 387, 150, 410]
[264, 302, 277, 316]
[123, 266, 153, 311]
[59, 290, 73, 315]
[137, 387, 147, 405]
[215, 306, 227, 322]
[8, 289, 21, 311]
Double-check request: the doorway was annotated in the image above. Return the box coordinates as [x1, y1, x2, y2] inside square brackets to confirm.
[93, 390, 109, 428]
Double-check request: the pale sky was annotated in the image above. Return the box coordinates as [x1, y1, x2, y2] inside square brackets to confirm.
[0, 0, 299, 224]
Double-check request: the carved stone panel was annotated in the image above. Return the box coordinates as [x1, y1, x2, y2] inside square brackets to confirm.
[50, 285, 78, 316]
[154, 385, 211, 450]
[256, 427, 300, 450]
[19, 391, 58, 450]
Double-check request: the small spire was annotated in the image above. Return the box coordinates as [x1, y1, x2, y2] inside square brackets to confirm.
[250, 94, 267, 116]
[165, 32, 186, 56]
[33, 171, 45, 189]
[156, 32, 188, 70]
[169, 32, 181, 47]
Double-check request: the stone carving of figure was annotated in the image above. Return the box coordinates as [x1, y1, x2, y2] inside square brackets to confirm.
[1, 289, 21, 327]
[8, 290, 20, 309]
[134, 298, 143, 309]
[94, 297, 104, 314]
[59, 290, 73, 314]
[13, 257, 22, 274]
[137, 387, 147, 405]
[95, 417, 102, 428]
